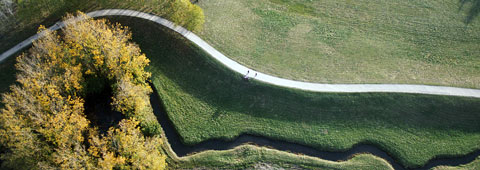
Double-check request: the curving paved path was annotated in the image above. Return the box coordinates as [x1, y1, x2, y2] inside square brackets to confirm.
[1, 9, 480, 98]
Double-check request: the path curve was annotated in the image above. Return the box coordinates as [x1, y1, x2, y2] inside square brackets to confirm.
[1, 9, 480, 98]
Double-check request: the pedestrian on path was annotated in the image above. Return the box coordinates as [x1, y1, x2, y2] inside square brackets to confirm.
[243, 71, 258, 82]
[243, 70, 250, 81]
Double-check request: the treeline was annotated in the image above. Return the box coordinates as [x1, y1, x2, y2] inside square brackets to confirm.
[0, 13, 166, 169]
[3, 0, 204, 33]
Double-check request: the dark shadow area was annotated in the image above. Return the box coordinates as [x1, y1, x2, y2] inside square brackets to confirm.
[190, 0, 199, 4]
[0, 13, 477, 170]
[0, 144, 4, 167]
[0, 1, 98, 53]
[459, 0, 480, 24]
[0, 46, 31, 95]
[84, 84, 124, 134]
[104, 16, 480, 168]
[0, 55, 18, 97]
[150, 83, 480, 170]
[107, 16, 480, 132]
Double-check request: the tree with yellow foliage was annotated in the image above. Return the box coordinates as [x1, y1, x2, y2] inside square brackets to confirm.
[89, 119, 166, 170]
[166, 0, 205, 31]
[0, 12, 166, 169]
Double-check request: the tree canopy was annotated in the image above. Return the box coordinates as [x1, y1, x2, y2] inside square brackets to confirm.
[0, 12, 166, 169]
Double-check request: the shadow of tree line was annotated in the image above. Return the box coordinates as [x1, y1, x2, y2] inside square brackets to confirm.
[459, 0, 480, 24]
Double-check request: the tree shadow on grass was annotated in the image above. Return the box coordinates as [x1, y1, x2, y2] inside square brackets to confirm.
[459, 0, 480, 24]
[110, 16, 480, 133]
[100, 16, 480, 168]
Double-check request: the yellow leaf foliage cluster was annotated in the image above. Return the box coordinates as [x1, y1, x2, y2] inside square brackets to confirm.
[166, 0, 205, 32]
[89, 119, 166, 170]
[0, 12, 166, 169]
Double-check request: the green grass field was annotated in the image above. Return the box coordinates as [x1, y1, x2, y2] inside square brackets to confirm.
[0, 13, 398, 169]
[0, 22, 397, 170]
[197, 0, 480, 88]
[433, 156, 480, 170]
[176, 145, 393, 170]
[0, 14, 478, 169]
[0, 0, 202, 56]
[1, 2, 480, 168]
[103, 17, 480, 168]
[0, 1, 397, 169]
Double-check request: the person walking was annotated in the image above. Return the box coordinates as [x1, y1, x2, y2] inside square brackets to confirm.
[244, 70, 250, 80]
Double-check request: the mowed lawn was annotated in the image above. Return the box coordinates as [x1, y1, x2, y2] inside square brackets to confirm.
[433, 156, 480, 170]
[101, 17, 480, 168]
[0, 16, 478, 169]
[197, 0, 480, 88]
[178, 145, 393, 169]
[0, 18, 392, 170]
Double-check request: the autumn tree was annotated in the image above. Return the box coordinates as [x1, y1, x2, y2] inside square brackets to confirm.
[166, 0, 205, 31]
[89, 119, 166, 170]
[0, 12, 166, 169]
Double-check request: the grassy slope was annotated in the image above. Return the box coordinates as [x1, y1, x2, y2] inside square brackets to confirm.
[433, 156, 480, 170]
[0, 0, 199, 55]
[177, 145, 393, 170]
[108, 17, 480, 168]
[0, 1, 393, 169]
[0, 0, 202, 109]
[197, 0, 480, 88]
[1, 6, 479, 169]
[1, 0, 99, 53]
[0, 17, 395, 169]
[0, 15, 477, 169]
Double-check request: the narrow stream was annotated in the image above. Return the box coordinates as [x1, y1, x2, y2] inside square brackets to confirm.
[149, 87, 480, 170]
